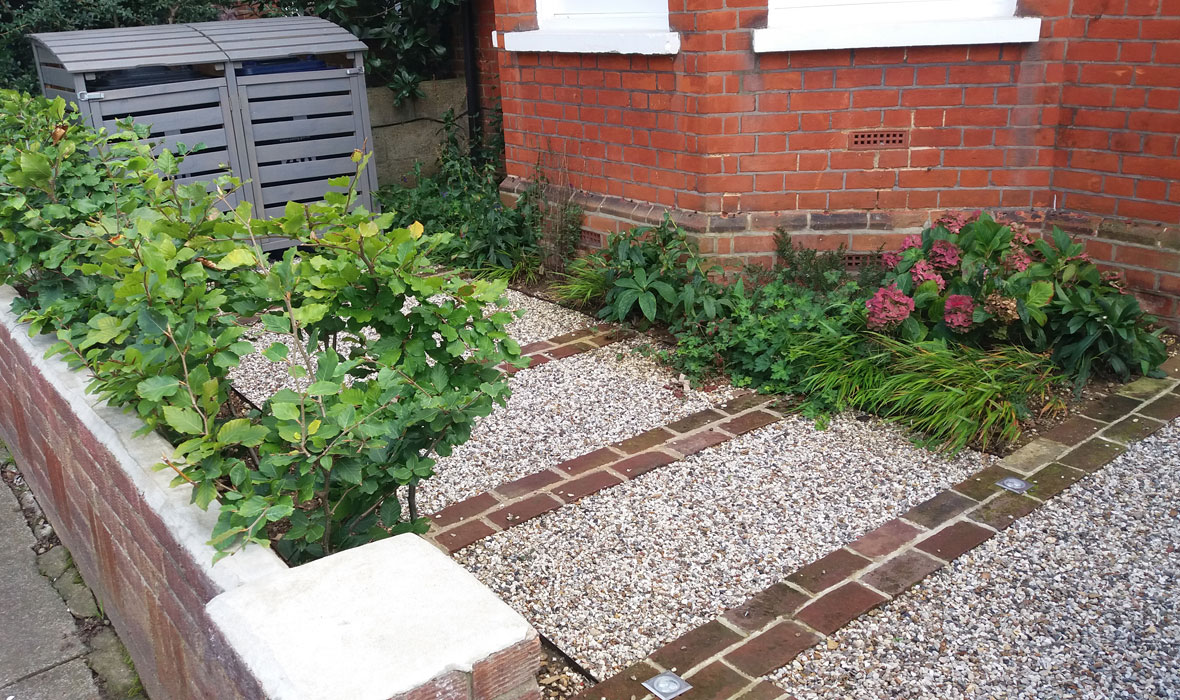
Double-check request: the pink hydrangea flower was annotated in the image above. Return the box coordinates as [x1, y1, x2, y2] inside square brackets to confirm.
[928, 240, 961, 270]
[900, 234, 923, 251]
[936, 211, 972, 234]
[1005, 249, 1032, 272]
[882, 251, 901, 269]
[911, 259, 946, 291]
[944, 295, 975, 333]
[866, 284, 915, 330]
[1009, 223, 1034, 247]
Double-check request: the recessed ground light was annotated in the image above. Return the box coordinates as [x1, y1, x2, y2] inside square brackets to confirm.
[996, 476, 1032, 494]
[642, 672, 692, 700]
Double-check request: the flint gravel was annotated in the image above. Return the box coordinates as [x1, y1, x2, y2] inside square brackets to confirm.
[771, 418, 1180, 700]
[499, 289, 595, 345]
[454, 415, 994, 680]
[229, 289, 593, 406]
[418, 335, 731, 513]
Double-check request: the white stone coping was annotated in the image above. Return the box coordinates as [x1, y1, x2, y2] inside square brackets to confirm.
[501, 29, 681, 54]
[0, 286, 287, 593]
[753, 17, 1042, 53]
[206, 534, 536, 700]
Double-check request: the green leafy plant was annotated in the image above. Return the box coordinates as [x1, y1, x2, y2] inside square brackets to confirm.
[792, 331, 1065, 453]
[376, 111, 541, 281]
[671, 272, 866, 392]
[1, 92, 520, 564]
[551, 253, 609, 308]
[0, 0, 218, 94]
[592, 216, 728, 329]
[269, 0, 462, 104]
[870, 213, 1166, 385]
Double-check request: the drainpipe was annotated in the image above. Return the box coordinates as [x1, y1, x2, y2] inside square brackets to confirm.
[461, 0, 482, 160]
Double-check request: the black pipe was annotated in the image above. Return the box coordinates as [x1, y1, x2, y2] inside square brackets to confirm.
[461, 0, 482, 160]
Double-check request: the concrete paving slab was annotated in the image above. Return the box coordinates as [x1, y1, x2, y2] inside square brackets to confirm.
[0, 485, 87, 686]
[0, 659, 101, 700]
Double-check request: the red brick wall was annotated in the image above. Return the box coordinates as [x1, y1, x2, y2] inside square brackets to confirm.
[484, 0, 1180, 326]
[0, 320, 268, 700]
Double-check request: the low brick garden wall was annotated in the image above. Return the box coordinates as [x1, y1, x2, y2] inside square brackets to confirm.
[0, 287, 541, 700]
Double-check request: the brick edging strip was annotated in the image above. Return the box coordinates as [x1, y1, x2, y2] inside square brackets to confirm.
[571, 364, 1180, 700]
[497, 325, 635, 375]
[426, 393, 786, 553]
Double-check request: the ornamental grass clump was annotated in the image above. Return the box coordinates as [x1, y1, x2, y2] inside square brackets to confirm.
[792, 332, 1064, 453]
[0, 91, 521, 563]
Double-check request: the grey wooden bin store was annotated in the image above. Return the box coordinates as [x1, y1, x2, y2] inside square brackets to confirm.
[29, 17, 378, 246]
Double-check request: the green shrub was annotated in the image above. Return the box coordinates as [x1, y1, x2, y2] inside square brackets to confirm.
[1, 92, 519, 564]
[582, 216, 728, 329]
[868, 213, 1166, 385]
[671, 272, 866, 392]
[376, 113, 541, 281]
[1, 0, 218, 93]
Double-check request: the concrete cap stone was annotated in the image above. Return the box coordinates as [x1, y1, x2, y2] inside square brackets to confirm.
[205, 533, 536, 700]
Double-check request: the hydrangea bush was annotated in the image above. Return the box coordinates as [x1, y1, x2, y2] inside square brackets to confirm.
[869, 212, 1166, 384]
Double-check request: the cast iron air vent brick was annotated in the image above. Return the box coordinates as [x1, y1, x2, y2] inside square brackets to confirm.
[849, 130, 909, 150]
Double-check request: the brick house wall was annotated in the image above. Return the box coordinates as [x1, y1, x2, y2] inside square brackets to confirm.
[479, 0, 1180, 327]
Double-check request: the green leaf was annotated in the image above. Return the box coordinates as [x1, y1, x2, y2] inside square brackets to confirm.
[20, 151, 52, 186]
[263, 342, 290, 362]
[217, 248, 257, 270]
[193, 481, 218, 509]
[306, 381, 341, 396]
[1026, 280, 1053, 309]
[637, 291, 657, 321]
[292, 303, 329, 325]
[217, 419, 268, 447]
[163, 406, 204, 435]
[272, 402, 301, 421]
[136, 376, 180, 402]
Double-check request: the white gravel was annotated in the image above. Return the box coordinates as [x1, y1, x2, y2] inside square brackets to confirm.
[454, 415, 995, 680]
[229, 289, 594, 406]
[418, 336, 732, 513]
[770, 419, 1180, 700]
[499, 289, 595, 345]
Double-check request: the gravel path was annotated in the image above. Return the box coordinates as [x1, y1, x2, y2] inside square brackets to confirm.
[454, 415, 995, 680]
[770, 419, 1180, 700]
[418, 336, 731, 513]
[229, 289, 594, 406]
[500, 289, 594, 345]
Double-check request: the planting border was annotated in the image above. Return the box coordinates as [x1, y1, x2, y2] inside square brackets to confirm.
[0, 287, 543, 700]
[566, 364, 1180, 700]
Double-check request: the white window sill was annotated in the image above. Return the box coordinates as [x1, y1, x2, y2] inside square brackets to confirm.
[501, 30, 681, 55]
[752, 17, 1041, 53]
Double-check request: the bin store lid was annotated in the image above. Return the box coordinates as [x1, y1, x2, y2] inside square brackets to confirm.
[30, 16, 366, 73]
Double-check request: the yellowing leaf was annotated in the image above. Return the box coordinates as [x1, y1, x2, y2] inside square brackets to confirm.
[409, 221, 424, 239]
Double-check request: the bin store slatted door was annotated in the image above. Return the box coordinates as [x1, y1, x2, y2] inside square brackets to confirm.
[29, 24, 245, 206]
[28, 17, 378, 236]
[195, 19, 378, 219]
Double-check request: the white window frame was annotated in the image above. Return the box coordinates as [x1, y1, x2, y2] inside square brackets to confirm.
[754, 0, 1042, 53]
[501, 0, 680, 55]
